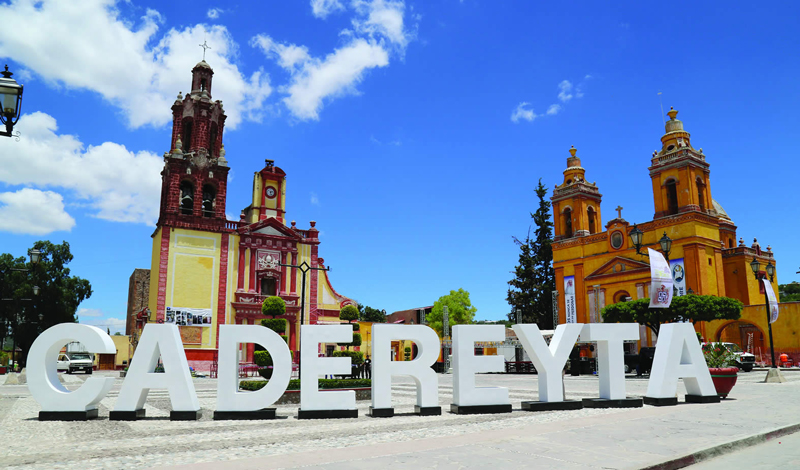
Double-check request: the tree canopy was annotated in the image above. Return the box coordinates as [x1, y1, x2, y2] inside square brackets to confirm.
[1, 241, 92, 366]
[261, 295, 286, 318]
[358, 304, 386, 323]
[779, 282, 800, 302]
[601, 295, 743, 337]
[426, 288, 477, 336]
[507, 179, 555, 328]
[339, 304, 359, 323]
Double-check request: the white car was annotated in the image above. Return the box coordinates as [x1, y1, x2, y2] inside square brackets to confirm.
[56, 352, 94, 374]
[703, 342, 755, 372]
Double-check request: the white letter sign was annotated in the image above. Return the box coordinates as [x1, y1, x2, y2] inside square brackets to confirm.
[580, 323, 639, 399]
[514, 323, 582, 402]
[452, 325, 509, 408]
[646, 323, 716, 399]
[299, 325, 356, 414]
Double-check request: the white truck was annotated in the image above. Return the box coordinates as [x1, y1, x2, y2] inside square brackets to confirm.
[56, 352, 94, 374]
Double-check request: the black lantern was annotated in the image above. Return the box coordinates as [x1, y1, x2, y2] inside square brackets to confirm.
[750, 257, 760, 276]
[32, 285, 40, 296]
[629, 224, 644, 250]
[29, 248, 41, 265]
[658, 232, 672, 260]
[766, 261, 775, 281]
[0, 65, 24, 138]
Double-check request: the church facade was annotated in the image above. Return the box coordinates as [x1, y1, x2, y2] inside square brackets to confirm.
[140, 61, 354, 371]
[551, 108, 798, 359]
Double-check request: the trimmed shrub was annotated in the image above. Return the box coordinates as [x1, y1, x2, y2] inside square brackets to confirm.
[339, 305, 359, 323]
[337, 332, 362, 347]
[240, 378, 371, 392]
[352, 323, 360, 332]
[261, 318, 287, 333]
[333, 350, 364, 364]
[254, 350, 272, 367]
[261, 296, 286, 318]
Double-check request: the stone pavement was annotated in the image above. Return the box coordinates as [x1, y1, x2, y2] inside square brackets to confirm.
[1, 370, 798, 470]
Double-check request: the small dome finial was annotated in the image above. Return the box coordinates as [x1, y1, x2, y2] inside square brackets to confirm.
[667, 107, 678, 120]
[569, 145, 577, 157]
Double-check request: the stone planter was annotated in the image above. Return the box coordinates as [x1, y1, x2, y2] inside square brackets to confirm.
[709, 367, 738, 398]
[0, 366, 7, 375]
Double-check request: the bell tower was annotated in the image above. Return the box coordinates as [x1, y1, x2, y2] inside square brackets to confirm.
[157, 60, 230, 231]
[551, 146, 603, 240]
[649, 108, 712, 219]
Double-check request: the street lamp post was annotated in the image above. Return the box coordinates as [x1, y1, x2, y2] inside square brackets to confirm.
[264, 255, 330, 377]
[750, 257, 777, 368]
[0, 65, 24, 139]
[629, 225, 672, 262]
[1, 249, 41, 369]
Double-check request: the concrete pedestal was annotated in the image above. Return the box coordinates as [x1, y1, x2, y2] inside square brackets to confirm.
[171, 410, 202, 421]
[297, 409, 358, 420]
[450, 404, 512, 415]
[213, 409, 277, 420]
[685, 394, 721, 404]
[643, 396, 678, 407]
[415, 406, 442, 416]
[764, 368, 787, 383]
[582, 398, 643, 409]
[521, 400, 583, 412]
[368, 407, 394, 418]
[109, 409, 146, 421]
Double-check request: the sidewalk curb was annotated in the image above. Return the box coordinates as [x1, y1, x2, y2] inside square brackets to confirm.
[639, 422, 800, 470]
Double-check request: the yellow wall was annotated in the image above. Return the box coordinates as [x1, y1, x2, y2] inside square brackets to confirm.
[706, 301, 800, 354]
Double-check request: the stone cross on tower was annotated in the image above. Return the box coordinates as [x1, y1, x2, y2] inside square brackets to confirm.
[199, 40, 211, 60]
[615, 206, 623, 219]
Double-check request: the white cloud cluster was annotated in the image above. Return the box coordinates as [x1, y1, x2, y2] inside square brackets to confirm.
[0, 0, 271, 129]
[511, 102, 536, 123]
[0, 112, 163, 231]
[0, 188, 75, 235]
[252, 0, 414, 120]
[311, 0, 345, 18]
[207, 7, 223, 19]
[511, 76, 591, 123]
[82, 316, 127, 335]
[77, 308, 105, 318]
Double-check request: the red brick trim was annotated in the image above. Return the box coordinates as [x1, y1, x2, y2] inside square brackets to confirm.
[156, 228, 171, 321]
[216, 233, 229, 348]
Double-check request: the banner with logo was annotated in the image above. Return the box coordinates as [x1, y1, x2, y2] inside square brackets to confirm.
[165, 307, 213, 327]
[763, 279, 779, 323]
[670, 258, 686, 297]
[564, 276, 577, 323]
[649, 248, 673, 308]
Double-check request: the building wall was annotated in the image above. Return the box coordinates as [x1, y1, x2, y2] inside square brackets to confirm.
[126, 269, 150, 335]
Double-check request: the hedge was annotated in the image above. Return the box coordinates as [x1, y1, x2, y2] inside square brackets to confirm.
[261, 318, 287, 333]
[337, 333, 361, 347]
[332, 350, 364, 364]
[240, 378, 371, 391]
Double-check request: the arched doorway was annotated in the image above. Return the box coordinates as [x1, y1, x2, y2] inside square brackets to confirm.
[716, 321, 764, 356]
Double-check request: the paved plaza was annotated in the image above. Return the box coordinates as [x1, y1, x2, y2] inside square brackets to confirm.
[1, 370, 799, 469]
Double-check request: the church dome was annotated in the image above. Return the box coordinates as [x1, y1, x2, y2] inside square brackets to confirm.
[194, 60, 212, 70]
[712, 199, 731, 221]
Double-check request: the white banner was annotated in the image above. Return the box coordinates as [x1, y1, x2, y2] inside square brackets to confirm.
[564, 276, 577, 323]
[649, 248, 673, 308]
[764, 279, 779, 323]
[165, 307, 213, 327]
[670, 258, 686, 297]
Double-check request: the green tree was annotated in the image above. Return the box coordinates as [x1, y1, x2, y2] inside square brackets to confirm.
[427, 288, 477, 336]
[358, 304, 386, 323]
[261, 296, 286, 318]
[339, 305, 359, 323]
[601, 295, 743, 337]
[507, 179, 555, 328]
[0, 241, 92, 367]
[779, 282, 800, 302]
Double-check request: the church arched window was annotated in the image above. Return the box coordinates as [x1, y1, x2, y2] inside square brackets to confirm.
[202, 184, 216, 217]
[564, 208, 573, 238]
[209, 124, 218, 158]
[180, 181, 194, 215]
[587, 207, 596, 234]
[182, 118, 193, 150]
[696, 178, 706, 211]
[665, 179, 678, 215]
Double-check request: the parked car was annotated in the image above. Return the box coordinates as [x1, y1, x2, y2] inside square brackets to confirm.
[56, 352, 94, 374]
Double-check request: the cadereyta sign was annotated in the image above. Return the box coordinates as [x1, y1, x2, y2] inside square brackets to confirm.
[27, 322, 718, 421]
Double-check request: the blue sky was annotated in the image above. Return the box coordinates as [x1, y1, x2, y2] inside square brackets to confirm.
[0, 0, 798, 333]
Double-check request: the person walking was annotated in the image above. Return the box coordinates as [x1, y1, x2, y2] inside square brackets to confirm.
[364, 356, 372, 379]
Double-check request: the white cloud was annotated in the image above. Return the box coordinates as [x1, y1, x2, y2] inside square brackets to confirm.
[82, 316, 127, 335]
[558, 80, 573, 102]
[0, 188, 75, 235]
[207, 8, 223, 19]
[310, 192, 320, 205]
[351, 0, 411, 48]
[254, 0, 412, 120]
[0, 112, 163, 224]
[276, 38, 389, 121]
[311, 0, 345, 18]
[0, 1, 271, 129]
[77, 308, 104, 318]
[511, 102, 536, 123]
[547, 104, 562, 115]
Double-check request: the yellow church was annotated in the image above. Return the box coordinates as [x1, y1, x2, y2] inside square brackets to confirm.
[551, 108, 799, 362]
[139, 60, 355, 372]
